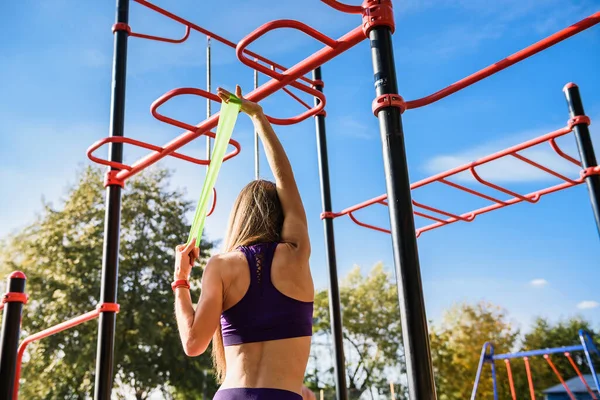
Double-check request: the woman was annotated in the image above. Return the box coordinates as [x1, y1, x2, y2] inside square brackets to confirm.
[172, 85, 315, 400]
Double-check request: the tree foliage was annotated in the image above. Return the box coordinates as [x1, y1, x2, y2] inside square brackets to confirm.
[430, 303, 600, 400]
[430, 302, 520, 400]
[0, 166, 216, 399]
[308, 264, 404, 399]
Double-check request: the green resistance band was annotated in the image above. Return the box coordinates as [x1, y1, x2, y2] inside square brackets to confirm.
[187, 94, 242, 247]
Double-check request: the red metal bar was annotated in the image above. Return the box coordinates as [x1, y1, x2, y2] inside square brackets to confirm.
[348, 211, 390, 234]
[504, 359, 517, 400]
[207, 188, 217, 217]
[130, 25, 190, 44]
[565, 352, 598, 399]
[13, 307, 107, 398]
[545, 354, 577, 400]
[330, 120, 591, 236]
[469, 166, 541, 204]
[131, 0, 317, 88]
[511, 152, 578, 184]
[282, 87, 313, 110]
[524, 357, 536, 400]
[87, 135, 241, 170]
[404, 12, 600, 109]
[413, 200, 476, 222]
[550, 138, 583, 166]
[108, 24, 365, 182]
[321, 0, 363, 14]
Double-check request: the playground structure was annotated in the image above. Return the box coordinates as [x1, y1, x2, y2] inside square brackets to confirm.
[0, 0, 598, 399]
[471, 330, 600, 400]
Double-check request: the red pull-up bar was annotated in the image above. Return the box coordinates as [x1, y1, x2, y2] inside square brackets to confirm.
[325, 115, 595, 237]
[405, 12, 600, 109]
[13, 303, 120, 399]
[89, 20, 366, 183]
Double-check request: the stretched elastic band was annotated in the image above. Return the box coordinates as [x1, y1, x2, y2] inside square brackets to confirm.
[187, 94, 241, 247]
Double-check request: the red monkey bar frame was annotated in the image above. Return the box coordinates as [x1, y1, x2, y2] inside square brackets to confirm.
[325, 12, 600, 237]
[325, 115, 595, 237]
[12, 303, 120, 399]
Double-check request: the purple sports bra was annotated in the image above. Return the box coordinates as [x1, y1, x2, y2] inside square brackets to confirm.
[220, 242, 314, 346]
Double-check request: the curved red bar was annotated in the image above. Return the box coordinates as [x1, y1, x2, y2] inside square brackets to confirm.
[321, 0, 363, 14]
[348, 212, 390, 234]
[237, 19, 339, 78]
[130, 24, 191, 44]
[151, 88, 220, 133]
[87, 135, 241, 170]
[328, 118, 590, 237]
[13, 308, 102, 398]
[132, 0, 318, 88]
[405, 12, 600, 109]
[207, 188, 217, 217]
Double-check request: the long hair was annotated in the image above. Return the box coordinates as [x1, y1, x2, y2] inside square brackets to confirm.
[212, 179, 284, 383]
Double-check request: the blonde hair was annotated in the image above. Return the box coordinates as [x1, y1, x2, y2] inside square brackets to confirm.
[212, 179, 284, 383]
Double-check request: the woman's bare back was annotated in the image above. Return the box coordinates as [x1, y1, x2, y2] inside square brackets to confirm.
[218, 243, 314, 393]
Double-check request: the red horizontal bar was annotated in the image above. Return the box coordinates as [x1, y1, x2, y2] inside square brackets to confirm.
[112, 23, 365, 181]
[14, 308, 102, 398]
[349, 212, 390, 234]
[331, 118, 591, 236]
[130, 24, 190, 44]
[87, 135, 241, 170]
[405, 12, 600, 109]
[132, 0, 317, 88]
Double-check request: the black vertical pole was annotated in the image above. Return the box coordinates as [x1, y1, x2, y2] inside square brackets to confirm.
[368, 26, 437, 400]
[564, 83, 600, 237]
[313, 67, 348, 400]
[94, 0, 129, 398]
[0, 271, 27, 398]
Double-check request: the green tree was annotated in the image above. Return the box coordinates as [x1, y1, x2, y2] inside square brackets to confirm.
[429, 302, 520, 400]
[0, 166, 216, 399]
[309, 264, 404, 399]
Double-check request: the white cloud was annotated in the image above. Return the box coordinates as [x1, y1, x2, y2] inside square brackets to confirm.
[530, 278, 548, 287]
[577, 301, 599, 310]
[423, 117, 600, 183]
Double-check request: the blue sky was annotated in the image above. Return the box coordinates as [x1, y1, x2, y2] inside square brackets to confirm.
[1, 0, 599, 340]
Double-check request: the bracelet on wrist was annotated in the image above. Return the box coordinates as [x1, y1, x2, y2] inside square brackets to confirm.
[171, 279, 190, 291]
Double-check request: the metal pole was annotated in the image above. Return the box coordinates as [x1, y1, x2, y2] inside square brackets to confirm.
[94, 0, 129, 397]
[564, 83, 600, 236]
[206, 37, 212, 162]
[254, 67, 260, 180]
[313, 67, 348, 400]
[0, 272, 27, 398]
[368, 26, 437, 400]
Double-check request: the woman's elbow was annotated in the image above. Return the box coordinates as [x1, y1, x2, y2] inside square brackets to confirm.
[183, 338, 207, 357]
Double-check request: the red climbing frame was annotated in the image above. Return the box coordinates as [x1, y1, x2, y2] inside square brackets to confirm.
[325, 115, 596, 237]
[12, 303, 120, 399]
[324, 12, 600, 237]
[87, 0, 348, 186]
